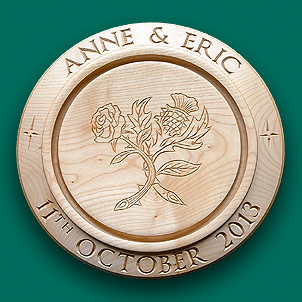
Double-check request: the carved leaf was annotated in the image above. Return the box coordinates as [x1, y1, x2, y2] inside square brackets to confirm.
[182, 107, 210, 140]
[111, 138, 118, 152]
[153, 183, 185, 205]
[127, 114, 140, 133]
[110, 150, 133, 165]
[140, 111, 152, 129]
[157, 160, 201, 177]
[173, 139, 204, 150]
[137, 125, 152, 147]
[166, 191, 186, 205]
[127, 97, 152, 133]
[150, 118, 163, 147]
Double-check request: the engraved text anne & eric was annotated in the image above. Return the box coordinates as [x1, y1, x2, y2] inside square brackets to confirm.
[65, 27, 242, 76]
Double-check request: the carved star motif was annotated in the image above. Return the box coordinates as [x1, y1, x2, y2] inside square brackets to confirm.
[260, 120, 278, 146]
[23, 116, 39, 150]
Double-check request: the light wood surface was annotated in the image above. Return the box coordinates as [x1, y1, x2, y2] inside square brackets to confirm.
[17, 23, 284, 277]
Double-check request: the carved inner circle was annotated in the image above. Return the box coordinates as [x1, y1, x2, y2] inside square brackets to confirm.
[52, 55, 249, 245]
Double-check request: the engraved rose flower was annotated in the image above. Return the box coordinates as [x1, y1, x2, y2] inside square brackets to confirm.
[91, 103, 126, 146]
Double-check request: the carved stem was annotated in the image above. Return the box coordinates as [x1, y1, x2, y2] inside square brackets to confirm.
[114, 136, 157, 210]
[151, 141, 175, 162]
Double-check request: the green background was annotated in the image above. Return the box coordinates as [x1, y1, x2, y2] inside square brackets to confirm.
[1, 0, 301, 301]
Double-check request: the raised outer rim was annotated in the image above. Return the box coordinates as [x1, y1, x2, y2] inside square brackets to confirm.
[17, 22, 284, 278]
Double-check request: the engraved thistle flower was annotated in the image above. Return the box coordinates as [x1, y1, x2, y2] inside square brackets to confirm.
[91, 93, 211, 211]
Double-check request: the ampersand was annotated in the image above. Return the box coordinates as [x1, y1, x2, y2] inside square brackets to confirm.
[150, 27, 168, 44]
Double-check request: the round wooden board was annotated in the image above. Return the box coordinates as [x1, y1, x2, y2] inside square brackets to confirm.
[17, 23, 284, 277]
